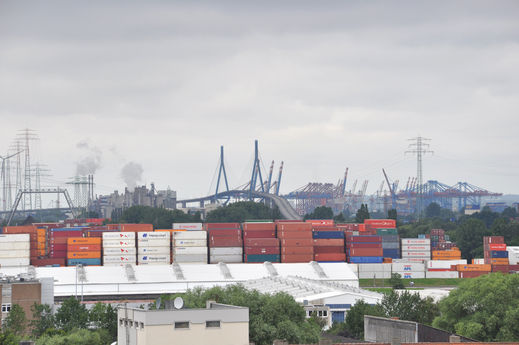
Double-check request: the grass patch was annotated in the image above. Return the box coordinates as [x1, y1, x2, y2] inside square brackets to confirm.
[365, 287, 425, 294]
[359, 278, 463, 288]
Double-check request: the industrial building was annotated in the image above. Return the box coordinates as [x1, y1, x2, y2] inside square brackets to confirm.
[117, 301, 249, 345]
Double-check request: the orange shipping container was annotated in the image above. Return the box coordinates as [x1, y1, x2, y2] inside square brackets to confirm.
[67, 251, 101, 259]
[281, 246, 313, 255]
[3, 225, 36, 234]
[281, 254, 314, 263]
[489, 258, 509, 264]
[67, 237, 101, 245]
[312, 239, 345, 246]
[277, 231, 313, 239]
[68, 244, 101, 252]
[120, 224, 153, 232]
[456, 264, 491, 272]
[280, 239, 314, 247]
[276, 223, 312, 231]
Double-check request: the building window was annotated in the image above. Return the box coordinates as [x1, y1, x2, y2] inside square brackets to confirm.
[1, 304, 11, 313]
[175, 322, 189, 329]
[318, 310, 323, 317]
[119, 319, 124, 326]
[134, 321, 139, 328]
[206, 320, 220, 328]
[140, 322, 144, 329]
[323, 311, 328, 317]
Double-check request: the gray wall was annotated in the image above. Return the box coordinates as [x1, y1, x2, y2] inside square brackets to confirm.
[364, 315, 417, 343]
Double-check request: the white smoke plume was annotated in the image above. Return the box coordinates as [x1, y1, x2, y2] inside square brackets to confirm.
[76, 140, 102, 175]
[121, 162, 144, 191]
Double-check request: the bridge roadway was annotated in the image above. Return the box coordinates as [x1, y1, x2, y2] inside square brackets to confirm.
[177, 190, 301, 220]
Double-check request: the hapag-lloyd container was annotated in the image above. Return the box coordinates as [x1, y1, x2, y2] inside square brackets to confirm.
[173, 231, 207, 240]
[364, 219, 396, 228]
[104, 247, 136, 255]
[138, 247, 170, 254]
[401, 238, 431, 245]
[102, 239, 136, 247]
[174, 239, 206, 247]
[137, 232, 170, 240]
[102, 232, 135, 239]
[137, 238, 170, 247]
[173, 246, 208, 255]
[137, 255, 170, 263]
[401, 251, 430, 258]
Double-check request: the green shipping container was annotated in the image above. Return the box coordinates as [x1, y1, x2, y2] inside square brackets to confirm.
[376, 228, 398, 235]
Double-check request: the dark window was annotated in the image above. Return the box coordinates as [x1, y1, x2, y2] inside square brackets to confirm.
[323, 311, 328, 317]
[175, 321, 189, 329]
[206, 320, 220, 328]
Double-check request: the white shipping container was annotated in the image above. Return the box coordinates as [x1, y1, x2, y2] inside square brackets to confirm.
[0, 250, 30, 258]
[137, 232, 170, 240]
[392, 262, 425, 272]
[393, 258, 426, 263]
[173, 231, 207, 240]
[401, 245, 431, 252]
[358, 271, 391, 279]
[173, 223, 203, 231]
[401, 238, 430, 245]
[0, 234, 30, 242]
[138, 247, 170, 255]
[137, 261, 170, 265]
[103, 262, 131, 267]
[209, 255, 243, 263]
[102, 232, 135, 239]
[102, 239, 136, 247]
[427, 259, 467, 269]
[401, 251, 431, 258]
[0, 258, 30, 266]
[102, 255, 136, 263]
[210, 247, 243, 255]
[103, 247, 137, 255]
[138, 255, 170, 263]
[471, 258, 485, 265]
[507, 247, 519, 265]
[0, 242, 30, 250]
[394, 271, 426, 279]
[174, 239, 207, 247]
[173, 254, 208, 263]
[137, 238, 170, 247]
[358, 263, 392, 273]
[173, 246, 208, 255]
[426, 271, 459, 279]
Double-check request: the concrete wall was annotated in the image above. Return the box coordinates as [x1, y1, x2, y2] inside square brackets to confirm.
[364, 315, 417, 343]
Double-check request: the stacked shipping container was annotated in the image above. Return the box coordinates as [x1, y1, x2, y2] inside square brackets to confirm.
[207, 223, 243, 264]
[67, 237, 101, 266]
[377, 229, 400, 259]
[277, 222, 313, 263]
[0, 234, 30, 267]
[102, 232, 136, 266]
[347, 236, 383, 263]
[243, 222, 280, 263]
[401, 238, 431, 262]
[483, 236, 509, 273]
[137, 232, 171, 265]
[173, 231, 208, 263]
[312, 228, 345, 262]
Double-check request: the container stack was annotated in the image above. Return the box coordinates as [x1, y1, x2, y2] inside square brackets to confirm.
[49, 228, 84, 261]
[456, 264, 491, 278]
[243, 222, 280, 263]
[137, 232, 171, 265]
[425, 259, 466, 278]
[508, 247, 519, 265]
[392, 261, 425, 279]
[357, 263, 391, 279]
[277, 222, 314, 263]
[67, 237, 102, 266]
[347, 235, 383, 264]
[312, 228, 345, 262]
[431, 247, 462, 261]
[102, 232, 136, 266]
[401, 238, 431, 262]
[376, 228, 400, 260]
[35, 228, 46, 257]
[483, 236, 509, 273]
[207, 223, 243, 264]
[172, 230, 208, 264]
[0, 234, 30, 267]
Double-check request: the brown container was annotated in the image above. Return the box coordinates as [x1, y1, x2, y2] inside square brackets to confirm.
[209, 237, 243, 247]
[3, 225, 36, 234]
[281, 254, 314, 263]
[205, 223, 241, 230]
[312, 239, 344, 246]
[244, 246, 280, 255]
[456, 264, 492, 272]
[347, 242, 382, 249]
[348, 248, 383, 256]
[244, 238, 279, 247]
[281, 246, 313, 255]
[49, 237, 68, 244]
[277, 231, 313, 239]
[242, 223, 276, 231]
[314, 253, 346, 261]
[350, 236, 382, 243]
[483, 236, 504, 244]
[280, 239, 314, 247]
[276, 223, 312, 231]
[120, 224, 153, 232]
[243, 230, 276, 239]
[313, 246, 344, 254]
[208, 229, 242, 237]
[459, 271, 489, 278]
[491, 264, 510, 273]
[31, 258, 66, 266]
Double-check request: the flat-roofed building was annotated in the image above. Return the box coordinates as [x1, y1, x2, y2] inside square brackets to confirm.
[117, 301, 249, 345]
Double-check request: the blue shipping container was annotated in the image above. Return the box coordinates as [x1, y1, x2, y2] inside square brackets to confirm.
[490, 251, 508, 258]
[313, 231, 344, 239]
[349, 256, 384, 263]
[245, 254, 280, 263]
[67, 258, 101, 266]
[383, 249, 400, 258]
[381, 235, 399, 242]
[382, 242, 400, 249]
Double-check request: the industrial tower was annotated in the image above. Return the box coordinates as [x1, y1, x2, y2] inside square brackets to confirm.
[406, 136, 433, 217]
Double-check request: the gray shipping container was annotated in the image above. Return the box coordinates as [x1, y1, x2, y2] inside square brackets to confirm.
[382, 242, 400, 249]
[209, 247, 243, 255]
[209, 254, 243, 264]
[381, 235, 399, 242]
[173, 254, 208, 263]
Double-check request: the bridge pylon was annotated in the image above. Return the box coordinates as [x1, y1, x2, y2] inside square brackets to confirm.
[214, 146, 230, 204]
[249, 140, 264, 200]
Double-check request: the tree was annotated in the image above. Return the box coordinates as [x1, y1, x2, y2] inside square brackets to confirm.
[344, 300, 384, 339]
[425, 202, 441, 218]
[36, 329, 111, 345]
[55, 297, 89, 332]
[155, 285, 320, 345]
[206, 201, 281, 223]
[2, 304, 26, 337]
[89, 303, 117, 341]
[388, 273, 404, 289]
[387, 209, 397, 221]
[355, 204, 370, 223]
[30, 303, 56, 338]
[0, 331, 18, 345]
[502, 207, 518, 219]
[454, 218, 490, 261]
[333, 212, 346, 223]
[433, 273, 519, 341]
[380, 290, 439, 325]
[120, 205, 201, 229]
[304, 206, 333, 220]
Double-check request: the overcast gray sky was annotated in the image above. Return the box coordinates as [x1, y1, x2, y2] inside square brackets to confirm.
[1, 1, 518, 200]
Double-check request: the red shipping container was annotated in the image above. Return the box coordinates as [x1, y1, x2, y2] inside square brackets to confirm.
[280, 239, 314, 247]
[313, 246, 344, 254]
[121, 224, 153, 232]
[337, 223, 359, 230]
[281, 246, 313, 255]
[209, 237, 243, 247]
[31, 258, 66, 266]
[275, 220, 301, 223]
[49, 238, 68, 244]
[349, 248, 383, 256]
[30, 249, 41, 257]
[312, 239, 344, 246]
[281, 254, 314, 263]
[364, 219, 396, 228]
[350, 236, 382, 243]
[277, 231, 313, 239]
[306, 219, 334, 227]
[358, 224, 366, 232]
[50, 230, 84, 237]
[347, 242, 383, 249]
[483, 236, 504, 244]
[491, 265, 510, 273]
[314, 253, 346, 261]
[509, 264, 519, 271]
[67, 244, 101, 252]
[487, 243, 507, 251]
[244, 238, 279, 247]
[49, 250, 67, 258]
[3, 225, 36, 234]
[244, 246, 280, 255]
[243, 230, 276, 238]
[277, 223, 312, 231]
[49, 244, 67, 251]
[459, 271, 489, 278]
[242, 223, 276, 231]
[208, 229, 242, 237]
[205, 223, 241, 230]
